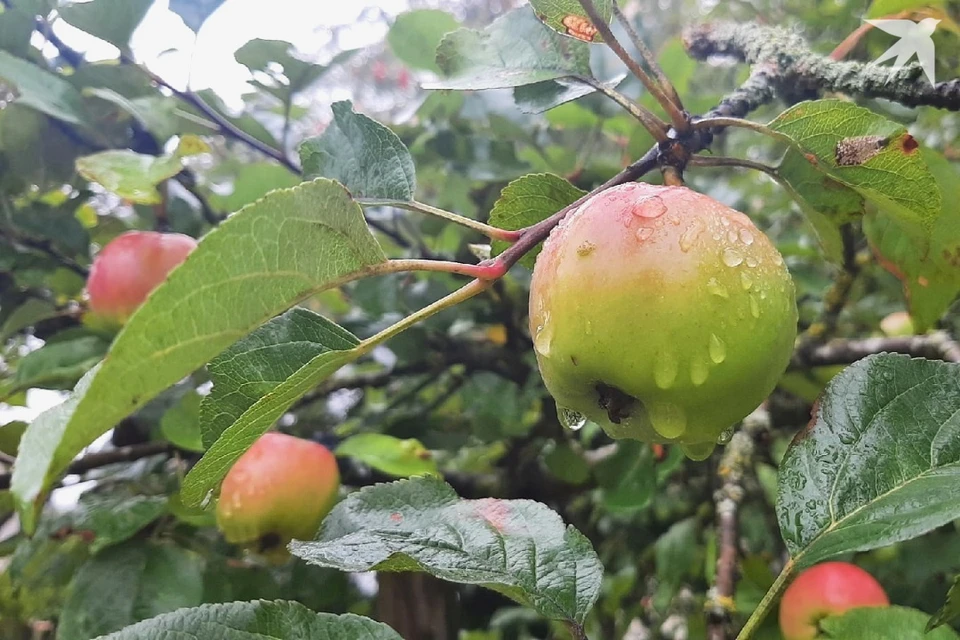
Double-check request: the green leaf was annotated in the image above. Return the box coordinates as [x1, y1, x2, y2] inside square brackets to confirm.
[57, 540, 204, 640]
[159, 390, 204, 452]
[58, 0, 152, 51]
[0, 421, 26, 456]
[864, 149, 960, 331]
[513, 77, 614, 114]
[168, 0, 225, 32]
[529, 0, 613, 43]
[0, 51, 90, 127]
[387, 9, 460, 73]
[336, 433, 439, 478]
[768, 100, 941, 231]
[76, 150, 186, 204]
[199, 307, 359, 449]
[489, 173, 585, 268]
[543, 442, 590, 485]
[427, 7, 593, 91]
[0, 4, 35, 56]
[235, 39, 354, 103]
[595, 441, 656, 512]
[69, 493, 168, 554]
[821, 606, 960, 639]
[94, 602, 403, 640]
[11, 179, 386, 532]
[929, 575, 960, 631]
[300, 101, 416, 200]
[6, 335, 107, 394]
[655, 517, 700, 597]
[290, 475, 603, 625]
[777, 148, 864, 263]
[777, 354, 960, 567]
[208, 161, 300, 213]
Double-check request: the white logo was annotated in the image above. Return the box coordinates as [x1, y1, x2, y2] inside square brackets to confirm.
[866, 18, 940, 85]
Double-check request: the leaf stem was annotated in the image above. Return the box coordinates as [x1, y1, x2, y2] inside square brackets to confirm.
[358, 199, 521, 242]
[611, 4, 685, 111]
[692, 116, 797, 148]
[578, 0, 688, 131]
[736, 559, 796, 640]
[687, 155, 780, 180]
[388, 259, 507, 280]
[577, 76, 669, 142]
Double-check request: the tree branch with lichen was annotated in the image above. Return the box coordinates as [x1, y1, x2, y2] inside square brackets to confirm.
[683, 22, 960, 111]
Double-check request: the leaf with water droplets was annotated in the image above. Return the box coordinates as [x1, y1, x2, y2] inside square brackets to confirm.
[777, 354, 960, 567]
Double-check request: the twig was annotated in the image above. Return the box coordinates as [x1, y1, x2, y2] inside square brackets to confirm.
[792, 331, 960, 368]
[611, 4, 684, 110]
[0, 229, 89, 277]
[577, 0, 684, 132]
[797, 225, 860, 348]
[707, 408, 770, 640]
[357, 199, 521, 242]
[577, 75, 670, 142]
[684, 22, 960, 111]
[0, 442, 172, 490]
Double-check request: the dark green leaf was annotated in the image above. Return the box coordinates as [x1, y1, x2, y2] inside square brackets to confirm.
[235, 40, 354, 103]
[11, 179, 386, 532]
[0, 51, 90, 127]
[769, 99, 940, 230]
[69, 493, 168, 554]
[595, 441, 656, 512]
[290, 475, 603, 624]
[168, 0, 225, 32]
[929, 575, 960, 631]
[207, 161, 300, 213]
[387, 10, 460, 73]
[514, 76, 621, 114]
[821, 605, 960, 639]
[58, 0, 152, 51]
[6, 335, 107, 394]
[199, 307, 359, 449]
[427, 7, 592, 91]
[58, 540, 203, 640]
[336, 433, 439, 477]
[95, 601, 403, 640]
[489, 173, 585, 268]
[777, 354, 960, 567]
[300, 100, 416, 200]
[159, 390, 204, 452]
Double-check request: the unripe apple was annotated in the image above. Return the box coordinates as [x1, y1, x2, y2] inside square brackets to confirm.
[216, 433, 340, 552]
[528, 183, 796, 459]
[86, 231, 197, 326]
[779, 561, 889, 640]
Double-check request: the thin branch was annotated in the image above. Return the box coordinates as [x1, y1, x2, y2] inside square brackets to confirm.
[358, 199, 521, 242]
[792, 331, 960, 369]
[691, 116, 796, 147]
[0, 228, 89, 277]
[684, 22, 960, 111]
[611, 4, 684, 110]
[688, 155, 779, 180]
[0, 442, 172, 490]
[797, 225, 861, 348]
[577, 75, 669, 142]
[577, 0, 686, 131]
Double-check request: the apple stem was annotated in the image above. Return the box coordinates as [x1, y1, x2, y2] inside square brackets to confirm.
[358, 199, 522, 243]
[736, 558, 797, 639]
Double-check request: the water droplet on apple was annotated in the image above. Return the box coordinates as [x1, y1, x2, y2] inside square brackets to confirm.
[558, 405, 587, 431]
[649, 401, 686, 439]
[750, 295, 761, 318]
[636, 227, 654, 242]
[632, 195, 666, 218]
[746, 256, 759, 268]
[709, 333, 726, 364]
[534, 313, 553, 356]
[706, 277, 729, 298]
[717, 426, 735, 444]
[654, 352, 679, 389]
[679, 218, 704, 253]
[720, 217, 731, 227]
[690, 360, 709, 386]
[722, 248, 743, 267]
[740, 271, 753, 291]
[727, 230, 738, 243]
[680, 440, 715, 460]
[738, 228, 754, 245]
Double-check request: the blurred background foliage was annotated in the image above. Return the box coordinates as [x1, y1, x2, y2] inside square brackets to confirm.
[0, 0, 958, 638]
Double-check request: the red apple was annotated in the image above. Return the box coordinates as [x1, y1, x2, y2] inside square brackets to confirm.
[86, 231, 197, 326]
[216, 432, 340, 552]
[779, 561, 889, 640]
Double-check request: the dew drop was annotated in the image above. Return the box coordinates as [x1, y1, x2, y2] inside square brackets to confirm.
[727, 230, 738, 243]
[717, 426, 735, 444]
[681, 440, 715, 460]
[632, 195, 666, 218]
[740, 271, 753, 291]
[709, 333, 726, 364]
[558, 406, 587, 431]
[722, 248, 743, 267]
[720, 217, 731, 227]
[654, 352, 679, 389]
[679, 218, 704, 253]
[690, 360, 709, 386]
[746, 256, 759, 268]
[706, 277, 729, 298]
[534, 313, 553, 356]
[738, 228, 755, 245]
[636, 227, 654, 242]
[670, 215, 681, 226]
[649, 402, 687, 439]
[585, 319, 593, 335]
[750, 295, 761, 318]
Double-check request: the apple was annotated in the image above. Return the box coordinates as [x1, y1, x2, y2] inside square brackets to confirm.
[779, 561, 889, 639]
[528, 182, 797, 459]
[86, 230, 197, 326]
[216, 432, 340, 553]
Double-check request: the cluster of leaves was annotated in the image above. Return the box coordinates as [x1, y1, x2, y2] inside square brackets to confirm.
[0, 0, 959, 639]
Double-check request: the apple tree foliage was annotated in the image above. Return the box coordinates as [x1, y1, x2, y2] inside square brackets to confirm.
[0, 0, 959, 638]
